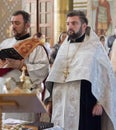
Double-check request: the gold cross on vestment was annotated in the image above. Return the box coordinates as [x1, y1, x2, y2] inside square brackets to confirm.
[63, 66, 69, 80]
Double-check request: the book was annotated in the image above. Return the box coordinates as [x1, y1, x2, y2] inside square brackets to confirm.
[0, 48, 24, 60]
[25, 122, 54, 130]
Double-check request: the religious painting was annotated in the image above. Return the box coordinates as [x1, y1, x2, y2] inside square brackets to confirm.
[91, 0, 114, 36]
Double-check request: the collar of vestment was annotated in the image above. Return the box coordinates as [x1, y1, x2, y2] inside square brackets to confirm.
[13, 37, 43, 59]
[15, 33, 30, 40]
[68, 33, 85, 43]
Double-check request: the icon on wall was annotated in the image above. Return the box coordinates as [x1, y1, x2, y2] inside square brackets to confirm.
[92, 0, 113, 36]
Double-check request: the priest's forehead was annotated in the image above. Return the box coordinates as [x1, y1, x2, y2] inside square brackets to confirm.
[10, 15, 25, 25]
[11, 10, 30, 23]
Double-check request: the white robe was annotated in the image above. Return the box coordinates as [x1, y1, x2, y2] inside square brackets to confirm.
[46, 30, 116, 130]
[0, 37, 49, 122]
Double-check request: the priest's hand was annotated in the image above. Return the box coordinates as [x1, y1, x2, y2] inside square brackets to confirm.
[92, 103, 103, 116]
[3, 58, 24, 69]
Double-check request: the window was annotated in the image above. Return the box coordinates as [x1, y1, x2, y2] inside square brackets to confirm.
[37, 0, 54, 46]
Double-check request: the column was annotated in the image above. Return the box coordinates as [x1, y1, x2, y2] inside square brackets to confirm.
[54, 0, 73, 43]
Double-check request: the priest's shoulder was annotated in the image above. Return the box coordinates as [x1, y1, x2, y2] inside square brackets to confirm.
[21, 37, 44, 45]
[0, 37, 16, 44]
[0, 37, 16, 49]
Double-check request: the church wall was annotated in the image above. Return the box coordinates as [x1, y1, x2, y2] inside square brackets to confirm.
[73, 0, 87, 11]
[73, 0, 116, 36]
[0, 0, 116, 43]
[0, 0, 22, 43]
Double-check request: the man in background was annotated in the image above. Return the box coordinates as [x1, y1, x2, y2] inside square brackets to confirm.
[107, 27, 116, 57]
[49, 31, 67, 66]
[33, 32, 51, 57]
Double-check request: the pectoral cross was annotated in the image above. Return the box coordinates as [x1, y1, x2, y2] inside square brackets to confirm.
[63, 66, 69, 80]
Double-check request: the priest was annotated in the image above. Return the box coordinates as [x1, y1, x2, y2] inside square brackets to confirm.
[45, 10, 116, 130]
[0, 10, 49, 122]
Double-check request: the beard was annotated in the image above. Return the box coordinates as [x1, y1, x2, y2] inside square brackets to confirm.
[67, 27, 83, 41]
[12, 29, 22, 38]
[13, 33, 22, 38]
[12, 26, 26, 38]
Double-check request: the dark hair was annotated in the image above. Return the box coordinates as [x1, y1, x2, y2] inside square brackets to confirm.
[85, 26, 91, 36]
[35, 32, 42, 38]
[12, 10, 30, 23]
[100, 35, 105, 41]
[67, 10, 88, 25]
[58, 31, 67, 43]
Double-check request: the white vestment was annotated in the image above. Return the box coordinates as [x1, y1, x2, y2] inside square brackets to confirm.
[0, 37, 49, 122]
[46, 30, 116, 130]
